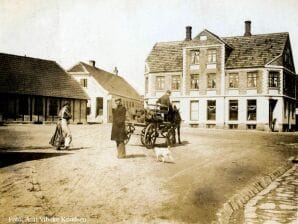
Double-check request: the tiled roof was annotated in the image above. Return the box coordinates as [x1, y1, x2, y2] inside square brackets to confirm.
[222, 33, 288, 69]
[0, 53, 89, 99]
[146, 32, 289, 72]
[69, 62, 141, 99]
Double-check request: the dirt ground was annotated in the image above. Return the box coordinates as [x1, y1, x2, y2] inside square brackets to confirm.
[0, 124, 297, 224]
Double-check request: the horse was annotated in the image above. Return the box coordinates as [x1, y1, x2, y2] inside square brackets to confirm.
[167, 104, 182, 144]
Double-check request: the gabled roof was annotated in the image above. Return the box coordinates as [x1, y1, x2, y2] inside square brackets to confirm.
[222, 32, 289, 69]
[0, 53, 88, 99]
[69, 62, 141, 99]
[146, 31, 290, 72]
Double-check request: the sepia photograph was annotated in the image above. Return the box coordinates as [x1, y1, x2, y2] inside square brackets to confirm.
[0, 0, 297, 223]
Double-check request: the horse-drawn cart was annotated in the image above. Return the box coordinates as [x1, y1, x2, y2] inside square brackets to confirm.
[124, 104, 176, 149]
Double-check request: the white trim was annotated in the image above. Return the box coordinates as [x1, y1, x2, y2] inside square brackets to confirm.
[265, 54, 282, 65]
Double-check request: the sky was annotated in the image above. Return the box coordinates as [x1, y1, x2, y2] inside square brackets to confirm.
[1, 0, 298, 94]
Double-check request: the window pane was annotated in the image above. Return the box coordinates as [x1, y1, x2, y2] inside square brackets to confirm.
[191, 51, 200, 64]
[190, 74, 199, 89]
[229, 73, 239, 88]
[247, 100, 257, 120]
[229, 100, 238, 120]
[207, 100, 216, 120]
[171, 75, 180, 90]
[269, 71, 279, 88]
[247, 72, 257, 88]
[208, 74, 216, 88]
[156, 76, 165, 90]
[207, 49, 217, 63]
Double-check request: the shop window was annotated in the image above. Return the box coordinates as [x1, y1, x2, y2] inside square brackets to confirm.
[229, 100, 238, 120]
[247, 100, 257, 120]
[207, 100, 216, 120]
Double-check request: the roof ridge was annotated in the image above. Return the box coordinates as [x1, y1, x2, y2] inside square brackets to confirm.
[222, 32, 289, 39]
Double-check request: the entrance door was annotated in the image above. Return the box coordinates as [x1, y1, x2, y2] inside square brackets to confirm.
[269, 99, 277, 131]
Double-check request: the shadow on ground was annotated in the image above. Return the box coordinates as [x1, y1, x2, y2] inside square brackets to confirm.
[0, 151, 70, 168]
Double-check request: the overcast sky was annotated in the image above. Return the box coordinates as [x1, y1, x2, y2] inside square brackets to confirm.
[1, 0, 298, 94]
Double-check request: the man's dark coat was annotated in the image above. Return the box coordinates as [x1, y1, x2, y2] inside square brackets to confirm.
[111, 105, 126, 142]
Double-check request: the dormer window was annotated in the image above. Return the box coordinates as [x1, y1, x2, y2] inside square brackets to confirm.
[207, 49, 217, 63]
[80, 78, 88, 87]
[191, 50, 200, 65]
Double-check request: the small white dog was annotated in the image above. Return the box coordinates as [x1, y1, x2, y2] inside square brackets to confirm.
[154, 146, 174, 163]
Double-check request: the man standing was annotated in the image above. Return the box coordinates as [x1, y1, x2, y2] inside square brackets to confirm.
[111, 98, 127, 159]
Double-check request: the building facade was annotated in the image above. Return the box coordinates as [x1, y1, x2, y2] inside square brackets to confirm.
[0, 53, 89, 124]
[68, 61, 143, 123]
[145, 21, 297, 131]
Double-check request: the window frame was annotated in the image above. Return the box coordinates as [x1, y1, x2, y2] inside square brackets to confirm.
[229, 73, 239, 88]
[190, 74, 199, 90]
[229, 100, 238, 121]
[268, 71, 280, 88]
[207, 49, 217, 64]
[171, 75, 181, 90]
[247, 72, 257, 88]
[207, 100, 216, 120]
[207, 73, 216, 89]
[247, 99, 257, 121]
[155, 76, 165, 91]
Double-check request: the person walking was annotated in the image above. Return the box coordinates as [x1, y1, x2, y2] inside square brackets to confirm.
[111, 98, 127, 159]
[50, 102, 72, 150]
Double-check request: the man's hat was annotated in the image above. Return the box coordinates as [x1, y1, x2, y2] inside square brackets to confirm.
[166, 90, 171, 94]
[115, 98, 122, 102]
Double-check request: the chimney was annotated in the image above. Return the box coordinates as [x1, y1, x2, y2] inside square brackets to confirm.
[185, 26, 192, 41]
[113, 66, 118, 75]
[244, 20, 251, 37]
[89, 60, 96, 67]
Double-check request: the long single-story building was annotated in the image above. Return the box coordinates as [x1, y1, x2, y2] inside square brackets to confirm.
[0, 53, 89, 124]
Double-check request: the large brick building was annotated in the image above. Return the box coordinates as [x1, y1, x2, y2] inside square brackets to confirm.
[0, 53, 89, 124]
[145, 21, 297, 131]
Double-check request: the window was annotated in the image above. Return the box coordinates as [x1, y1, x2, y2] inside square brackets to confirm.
[229, 73, 239, 88]
[229, 100, 238, 120]
[247, 100, 257, 121]
[156, 76, 165, 90]
[207, 49, 217, 63]
[207, 100, 216, 120]
[190, 74, 199, 89]
[191, 50, 200, 64]
[49, 99, 58, 116]
[269, 71, 279, 88]
[247, 72, 257, 88]
[190, 101, 199, 121]
[145, 77, 148, 93]
[171, 75, 181, 90]
[80, 78, 88, 87]
[207, 74, 216, 89]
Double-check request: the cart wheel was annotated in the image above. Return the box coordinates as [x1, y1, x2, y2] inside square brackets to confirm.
[166, 127, 176, 146]
[144, 123, 157, 149]
[124, 124, 135, 145]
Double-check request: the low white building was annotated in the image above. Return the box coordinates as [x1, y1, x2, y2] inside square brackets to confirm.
[68, 61, 143, 123]
[145, 21, 297, 131]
